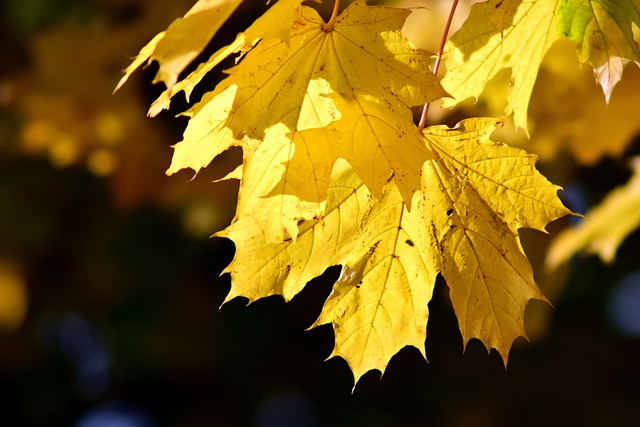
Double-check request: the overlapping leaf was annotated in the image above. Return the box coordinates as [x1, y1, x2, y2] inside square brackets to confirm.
[221, 118, 570, 385]
[218, 159, 373, 303]
[148, 0, 306, 116]
[441, 0, 560, 132]
[285, 93, 433, 206]
[421, 119, 570, 357]
[441, 0, 640, 133]
[115, 0, 243, 93]
[167, 1, 447, 212]
[557, 0, 640, 102]
[233, 125, 327, 242]
[114, 0, 579, 386]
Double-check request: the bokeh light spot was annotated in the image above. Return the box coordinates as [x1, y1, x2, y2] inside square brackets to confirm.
[0, 260, 27, 333]
[49, 134, 79, 167]
[75, 402, 155, 427]
[607, 271, 640, 337]
[87, 149, 119, 176]
[255, 391, 316, 427]
[95, 111, 124, 145]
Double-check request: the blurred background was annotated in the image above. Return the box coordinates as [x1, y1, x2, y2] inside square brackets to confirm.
[1, 0, 640, 426]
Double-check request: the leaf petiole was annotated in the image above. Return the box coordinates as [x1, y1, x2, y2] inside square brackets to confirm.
[417, 0, 459, 133]
[322, 0, 341, 32]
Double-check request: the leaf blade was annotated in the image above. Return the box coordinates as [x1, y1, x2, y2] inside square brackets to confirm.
[441, 0, 560, 132]
[115, 0, 243, 93]
[557, 0, 640, 101]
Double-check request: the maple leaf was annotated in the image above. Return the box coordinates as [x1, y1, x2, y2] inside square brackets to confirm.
[221, 158, 438, 383]
[547, 158, 640, 268]
[148, 0, 306, 116]
[309, 176, 438, 383]
[111, 0, 584, 387]
[167, 1, 447, 209]
[557, 0, 640, 102]
[420, 118, 570, 358]
[220, 118, 570, 386]
[115, 0, 243, 93]
[441, 0, 560, 132]
[234, 124, 327, 243]
[441, 0, 640, 133]
[283, 93, 434, 206]
[217, 159, 374, 303]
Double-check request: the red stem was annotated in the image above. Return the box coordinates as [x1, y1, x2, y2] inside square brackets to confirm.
[417, 0, 459, 133]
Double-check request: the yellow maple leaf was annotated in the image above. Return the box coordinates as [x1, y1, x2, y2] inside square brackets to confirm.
[547, 158, 640, 267]
[220, 118, 570, 386]
[285, 93, 432, 205]
[310, 176, 438, 384]
[148, 0, 306, 116]
[441, 0, 640, 134]
[115, 0, 243, 94]
[217, 159, 374, 303]
[165, 84, 241, 177]
[167, 1, 446, 207]
[421, 118, 570, 358]
[441, 0, 560, 133]
[221, 158, 437, 384]
[235, 124, 327, 242]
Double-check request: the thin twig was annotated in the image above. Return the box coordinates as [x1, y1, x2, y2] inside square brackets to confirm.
[417, 0, 459, 133]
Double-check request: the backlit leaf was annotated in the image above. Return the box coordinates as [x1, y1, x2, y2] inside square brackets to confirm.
[422, 118, 569, 358]
[115, 0, 243, 93]
[218, 159, 373, 303]
[557, 0, 640, 102]
[441, 0, 560, 132]
[148, 0, 306, 116]
[285, 93, 434, 205]
[220, 118, 570, 385]
[547, 158, 640, 267]
[113, 0, 588, 386]
[167, 1, 446, 206]
[234, 124, 326, 243]
[310, 178, 438, 384]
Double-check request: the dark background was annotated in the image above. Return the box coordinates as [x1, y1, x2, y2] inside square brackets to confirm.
[1, 0, 640, 426]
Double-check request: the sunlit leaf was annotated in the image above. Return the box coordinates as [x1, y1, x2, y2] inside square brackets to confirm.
[167, 1, 446, 207]
[441, 0, 560, 132]
[422, 118, 569, 358]
[557, 0, 640, 102]
[148, 0, 306, 116]
[221, 118, 570, 385]
[547, 158, 640, 267]
[115, 0, 243, 93]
